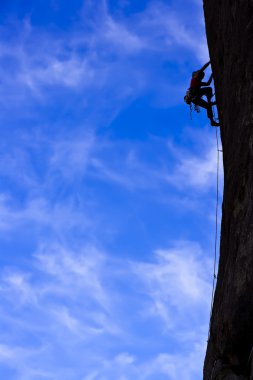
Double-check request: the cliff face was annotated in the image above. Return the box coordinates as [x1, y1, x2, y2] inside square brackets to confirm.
[203, 1, 253, 379]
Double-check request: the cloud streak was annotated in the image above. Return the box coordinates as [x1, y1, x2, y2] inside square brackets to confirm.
[0, 0, 208, 113]
[0, 238, 211, 379]
[133, 241, 212, 331]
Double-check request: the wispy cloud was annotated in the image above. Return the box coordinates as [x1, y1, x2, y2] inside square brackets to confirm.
[0, 238, 211, 379]
[0, 0, 208, 113]
[166, 145, 218, 190]
[133, 240, 212, 332]
[35, 243, 111, 311]
[87, 133, 222, 195]
[0, 129, 222, 244]
[49, 131, 95, 180]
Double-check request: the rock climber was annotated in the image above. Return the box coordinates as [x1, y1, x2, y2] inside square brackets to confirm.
[184, 61, 219, 127]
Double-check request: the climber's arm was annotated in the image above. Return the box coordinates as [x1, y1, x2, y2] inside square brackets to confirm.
[201, 74, 213, 86]
[199, 60, 211, 72]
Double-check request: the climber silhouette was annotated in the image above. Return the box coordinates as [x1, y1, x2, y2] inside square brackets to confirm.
[184, 61, 219, 127]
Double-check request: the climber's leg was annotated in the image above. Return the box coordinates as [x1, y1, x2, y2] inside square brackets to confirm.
[194, 98, 219, 126]
[195, 97, 210, 115]
[198, 87, 213, 102]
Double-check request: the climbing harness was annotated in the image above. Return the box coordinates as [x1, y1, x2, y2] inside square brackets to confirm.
[208, 127, 221, 341]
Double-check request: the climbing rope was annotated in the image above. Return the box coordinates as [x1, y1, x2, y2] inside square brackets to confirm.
[194, 104, 200, 113]
[189, 102, 201, 120]
[208, 126, 221, 341]
[190, 103, 193, 120]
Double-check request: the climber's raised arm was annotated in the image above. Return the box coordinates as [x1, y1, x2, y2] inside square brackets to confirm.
[199, 60, 211, 72]
[201, 73, 213, 86]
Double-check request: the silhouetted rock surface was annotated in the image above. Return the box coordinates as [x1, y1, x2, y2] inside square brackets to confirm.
[203, 1, 253, 380]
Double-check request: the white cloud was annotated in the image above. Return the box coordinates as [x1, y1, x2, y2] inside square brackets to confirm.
[49, 131, 95, 180]
[128, 0, 208, 62]
[141, 341, 206, 380]
[115, 352, 136, 366]
[89, 157, 137, 190]
[87, 134, 223, 196]
[0, 194, 94, 238]
[53, 306, 81, 332]
[175, 146, 217, 188]
[2, 272, 38, 305]
[104, 16, 144, 53]
[0, 131, 221, 239]
[0, 344, 18, 361]
[35, 243, 111, 311]
[166, 141, 222, 191]
[0, 238, 211, 380]
[80, 341, 206, 380]
[133, 241, 212, 331]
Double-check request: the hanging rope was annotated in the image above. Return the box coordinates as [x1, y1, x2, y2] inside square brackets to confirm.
[194, 104, 200, 113]
[208, 127, 220, 341]
[190, 103, 193, 120]
[189, 102, 201, 120]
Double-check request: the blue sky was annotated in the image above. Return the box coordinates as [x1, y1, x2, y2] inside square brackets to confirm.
[0, 1, 223, 379]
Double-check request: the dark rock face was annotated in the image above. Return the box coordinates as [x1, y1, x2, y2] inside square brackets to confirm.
[210, 360, 247, 380]
[203, 1, 253, 380]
